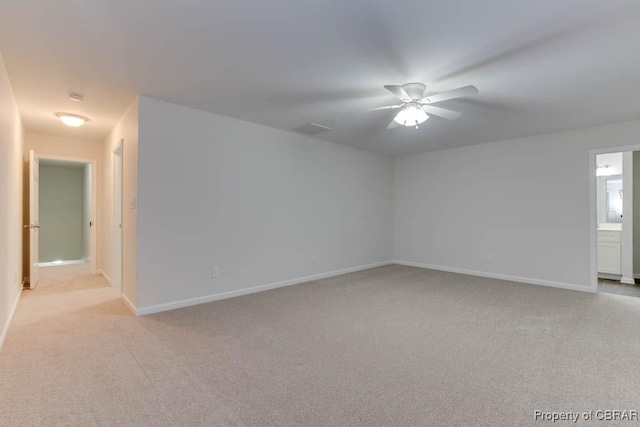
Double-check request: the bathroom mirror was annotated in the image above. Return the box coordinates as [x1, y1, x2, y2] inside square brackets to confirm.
[605, 175, 623, 223]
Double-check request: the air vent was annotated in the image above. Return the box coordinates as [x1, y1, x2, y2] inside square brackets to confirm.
[293, 122, 332, 135]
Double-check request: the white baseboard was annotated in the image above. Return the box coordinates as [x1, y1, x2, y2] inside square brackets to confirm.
[97, 269, 112, 285]
[39, 259, 87, 267]
[121, 293, 137, 315]
[135, 260, 393, 316]
[0, 287, 22, 351]
[393, 260, 595, 294]
[620, 276, 636, 285]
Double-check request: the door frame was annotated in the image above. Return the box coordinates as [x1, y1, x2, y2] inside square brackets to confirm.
[589, 144, 640, 292]
[112, 141, 123, 290]
[28, 150, 40, 289]
[36, 153, 98, 275]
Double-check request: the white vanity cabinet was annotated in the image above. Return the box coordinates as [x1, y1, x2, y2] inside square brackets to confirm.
[597, 230, 621, 275]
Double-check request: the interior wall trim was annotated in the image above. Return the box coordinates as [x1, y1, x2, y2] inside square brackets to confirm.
[121, 293, 137, 315]
[0, 286, 22, 351]
[133, 260, 393, 316]
[393, 260, 593, 294]
[97, 269, 111, 285]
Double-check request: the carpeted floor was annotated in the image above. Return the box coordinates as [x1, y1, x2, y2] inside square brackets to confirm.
[1, 264, 640, 426]
[599, 278, 640, 298]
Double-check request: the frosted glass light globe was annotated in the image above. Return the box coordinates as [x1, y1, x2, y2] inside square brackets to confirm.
[394, 103, 428, 127]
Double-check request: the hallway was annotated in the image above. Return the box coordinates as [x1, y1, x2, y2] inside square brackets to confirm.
[0, 264, 238, 425]
[0, 265, 139, 425]
[15, 264, 121, 322]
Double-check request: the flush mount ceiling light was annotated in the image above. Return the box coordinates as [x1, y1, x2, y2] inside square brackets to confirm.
[55, 112, 89, 127]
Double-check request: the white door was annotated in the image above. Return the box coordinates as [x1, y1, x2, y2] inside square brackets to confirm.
[29, 150, 40, 289]
[113, 144, 123, 289]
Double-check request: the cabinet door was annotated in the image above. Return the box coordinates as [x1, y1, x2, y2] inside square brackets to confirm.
[597, 242, 621, 274]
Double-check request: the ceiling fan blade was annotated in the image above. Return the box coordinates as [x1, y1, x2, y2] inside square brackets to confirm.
[386, 113, 400, 129]
[421, 85, 478, 104]
[361, 104, 402, 113]
[421, 105, 462, 120]
[384, 85, 411, 102]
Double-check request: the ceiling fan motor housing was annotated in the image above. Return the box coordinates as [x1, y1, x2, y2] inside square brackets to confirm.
[401, 83, 427, 100]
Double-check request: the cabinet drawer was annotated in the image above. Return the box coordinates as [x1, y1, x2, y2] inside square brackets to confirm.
[597, 230, 621, 243]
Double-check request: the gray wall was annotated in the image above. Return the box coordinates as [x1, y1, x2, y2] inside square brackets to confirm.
[394, 118, 640, 290]
[39, 164, 85, 262]
[136, 96, 393, 309]
[633, 151, 640, 276]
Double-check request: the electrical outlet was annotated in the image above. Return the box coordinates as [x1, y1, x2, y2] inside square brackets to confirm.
[211, 267, 220, 278]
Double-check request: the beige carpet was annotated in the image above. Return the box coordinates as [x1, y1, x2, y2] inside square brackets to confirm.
[1, 264, 640, 426]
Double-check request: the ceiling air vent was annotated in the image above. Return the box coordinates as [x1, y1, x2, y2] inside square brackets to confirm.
[294, 122, 332, 135]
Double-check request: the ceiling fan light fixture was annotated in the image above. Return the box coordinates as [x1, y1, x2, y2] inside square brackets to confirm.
[394, 103, 428, 128]
[401, 83, 427, 101]
[55, 112, 89, 127]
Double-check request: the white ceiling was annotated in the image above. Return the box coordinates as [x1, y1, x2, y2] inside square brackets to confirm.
[1, 0, 640, 156]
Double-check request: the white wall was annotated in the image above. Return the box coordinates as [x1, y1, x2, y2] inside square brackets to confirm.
[101, 98, 138, 306]
[135, 96, 393, 310]
[38, 164, 84, 262]
[25, 133, 103, 160]
[393, 118, 640, 290]
[0, 53, 24, 348]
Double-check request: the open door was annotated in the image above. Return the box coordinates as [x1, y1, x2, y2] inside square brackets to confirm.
[113, 143, 123, 289]
[28, 150, 40, 289]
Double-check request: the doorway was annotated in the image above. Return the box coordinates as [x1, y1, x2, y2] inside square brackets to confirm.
[591, 147, 640, 298]
[26, 151, 97, 289]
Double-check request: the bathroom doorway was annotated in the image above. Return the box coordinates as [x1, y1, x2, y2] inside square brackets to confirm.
[593, 150, 640, 298]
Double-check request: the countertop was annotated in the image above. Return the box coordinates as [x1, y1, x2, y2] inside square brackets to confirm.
[598, 223, 622, 231]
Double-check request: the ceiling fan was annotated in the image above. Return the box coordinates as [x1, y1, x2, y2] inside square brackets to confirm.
[365, 83, 478, 129]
